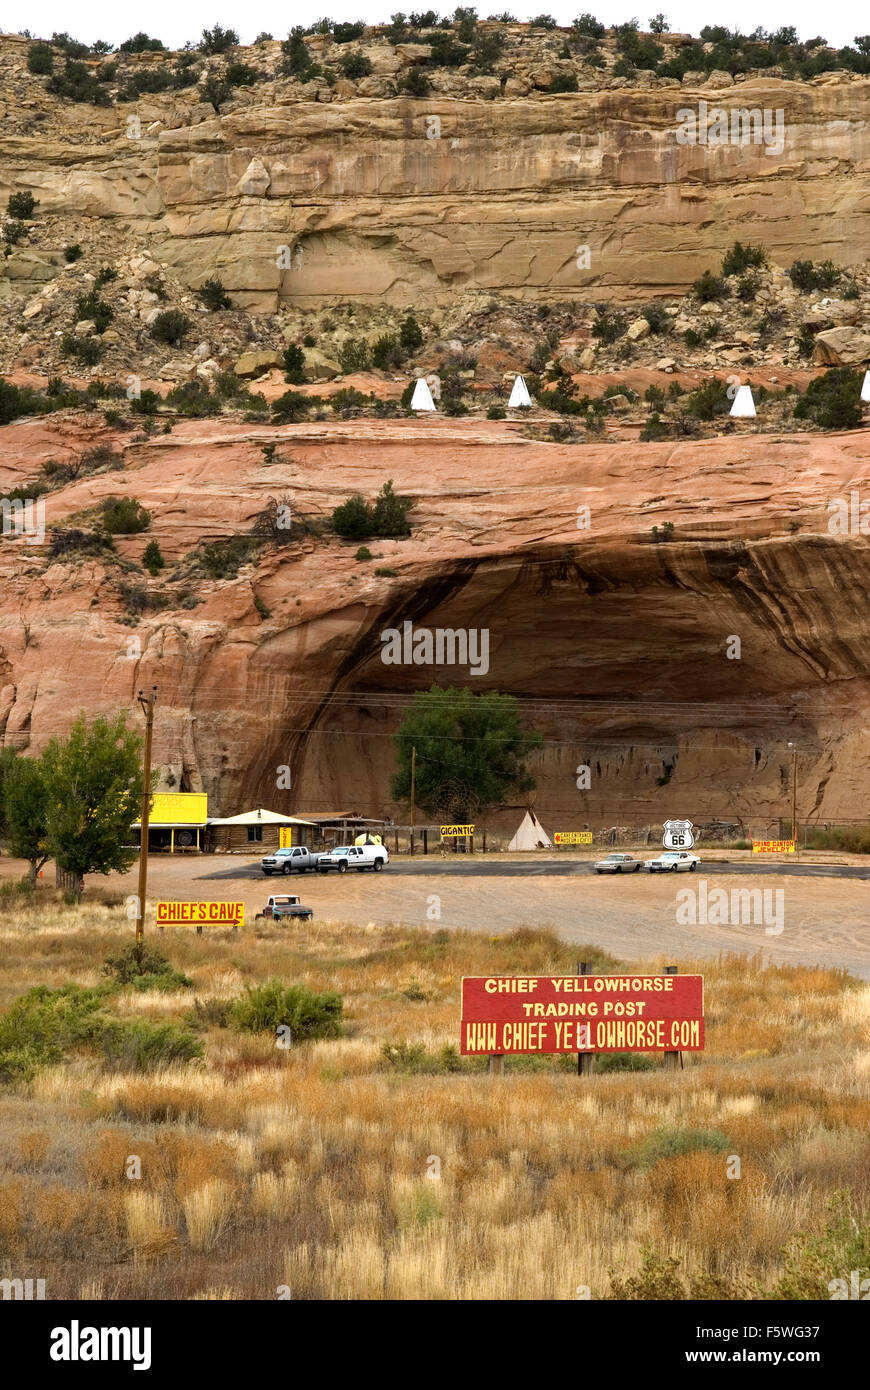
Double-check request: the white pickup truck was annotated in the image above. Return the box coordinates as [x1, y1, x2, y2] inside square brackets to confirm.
[317, 844, 389, 874]
[261, 846, 320, 876]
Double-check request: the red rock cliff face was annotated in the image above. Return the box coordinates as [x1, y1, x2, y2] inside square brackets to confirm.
[2, 415, 869, 828]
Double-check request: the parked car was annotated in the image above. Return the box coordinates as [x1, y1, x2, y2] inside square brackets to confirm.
[317, 844, 389, 874]
[644, 850, 700, 873]
[261, 846, 321, 876]
[255, 894, 314, 922]
[594, 853, 643, 874]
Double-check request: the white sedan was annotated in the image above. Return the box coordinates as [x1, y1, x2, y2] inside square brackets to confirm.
[594, 853, 643, 874]
[645, 850, 700, 873]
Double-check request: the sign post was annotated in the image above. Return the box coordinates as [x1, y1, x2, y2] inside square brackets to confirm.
[577, 961, 592, 1075]
[663, 965, 681, 1071]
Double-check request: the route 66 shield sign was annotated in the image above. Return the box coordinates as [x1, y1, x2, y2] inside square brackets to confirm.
[663, 819, 694, 849]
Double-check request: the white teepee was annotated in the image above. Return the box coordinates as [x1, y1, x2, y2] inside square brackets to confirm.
[410, 377, 436, 411]
[507, 810, 552, 852]
[729, 385, 756, 418]
[861, 370, 870, 403]
[508, 374, 532, 408]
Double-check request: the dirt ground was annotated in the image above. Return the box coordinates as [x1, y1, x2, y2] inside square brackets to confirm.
[6, 853, 869, 980]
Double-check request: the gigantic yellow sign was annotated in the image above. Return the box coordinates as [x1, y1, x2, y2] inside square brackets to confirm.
[147, 793, 208, 825]
[279, 827, 293, 848]
[440, 824, 475, 837]
[752, 840, 795, 853]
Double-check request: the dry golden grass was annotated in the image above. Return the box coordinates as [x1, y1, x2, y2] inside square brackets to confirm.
[1, 895, 869, 1298]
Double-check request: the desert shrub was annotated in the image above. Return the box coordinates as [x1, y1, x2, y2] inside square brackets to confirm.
[651, 520, 675, 542]
[788, 259, 842, 291]
[102, 942, 192, 992]
[487, 404, 507, 419]
[549, 71, 579, 91]
[75, 291, 114, 333]
[49, 528, 115, 560]
[337, 338, 370, 373]
[63, 243, 82, 262]
[340, 50, 372, 78]
[594, 1051, 656, 1073]
[442, 397, 468, 415]
[142, 540, 165, 575]
[225, 62, 259, 87]
[151, 310, 190, 345]
[8, 191, 38, 219]
[271, 391, 310, 423]
[27, 43, 55, 74]
[573, 13, 605, 38]
[0, 984, 107, 1083]
[736, 272, 760, 302]
[640, 413, 670, 442]
[793, 367, 862, 430]
[166, 380, 219, 418]
[3, 220, 27, 246]
[355, 545, 372, 560]
[282, 344, 305, 383]
[693, 270, 728, 302]
[332, 21, 367, 43]
[372, 334, 403, 369]
[62, 335, 103, 366]
[380, 1040, 468, 1073]
[199, 536, 257, 579]
[199, 25, 238, 53]
[197, 277, 231, 310]
[642, 303, 670, 334]
[371, 479, 412, 536]
[200, 75, 230, 110]
[721, 240, 766, 276]
[684, 377, 731, 421]
[592, 310, 626, 344]
[100, 496, 150, 535]
[130, 389, 161, 416]
[47, 60, 111, 105]
[399, 66, 431, 96]
[117, 582, 171, 614]
[332, 494, 371, 540]
[98, 1019, 203, 1069]
[769, 1192, 870, 1300]
[644, 384, 666, 410]
[230, 980, 343, 1040]
[119, 32, 165, 52]
[619, 1125, 730, 1169]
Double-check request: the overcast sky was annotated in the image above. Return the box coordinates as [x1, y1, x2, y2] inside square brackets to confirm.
[4, 3, 864, 51]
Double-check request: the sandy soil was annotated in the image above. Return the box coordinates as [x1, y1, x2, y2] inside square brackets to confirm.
[7, 853, 868, 980]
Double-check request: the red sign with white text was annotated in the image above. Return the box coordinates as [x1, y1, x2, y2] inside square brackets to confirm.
[460, 975, 704, 1054]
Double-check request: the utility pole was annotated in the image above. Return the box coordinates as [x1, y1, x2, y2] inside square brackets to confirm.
[788, 741, 797, 847]
[135, 687, 157, 945]
[410, 745, 416, 856]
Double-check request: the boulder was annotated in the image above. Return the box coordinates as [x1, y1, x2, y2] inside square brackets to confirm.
[234, 350, 283, 378]
[73, 320, 97, 337]
[577, 347, 597, 370]
[626, 316, 651, 341]
[302, 348, 341, 382]
[158, 359, 196, 381]
[655, 357, 677, 372]
[812, 328, 870, 366]
[237, 157, 271, 197]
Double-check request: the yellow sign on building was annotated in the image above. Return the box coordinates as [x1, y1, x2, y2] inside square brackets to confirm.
[440, 824, 475, 837]
[279, 827, 293, 848]
[147, 793, 208, 825]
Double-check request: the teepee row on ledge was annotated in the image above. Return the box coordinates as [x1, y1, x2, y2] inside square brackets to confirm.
[410, 374, 531, 412]
[410, 373, 870, 417]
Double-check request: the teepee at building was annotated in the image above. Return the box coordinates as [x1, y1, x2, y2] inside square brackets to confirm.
[507, 809, 552, 852]
[861, 370, 870, 403]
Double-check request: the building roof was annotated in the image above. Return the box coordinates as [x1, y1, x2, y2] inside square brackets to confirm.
[207, 807, 318, 827]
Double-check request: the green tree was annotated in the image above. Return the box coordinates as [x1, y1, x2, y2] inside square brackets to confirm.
[370, 479, 412, 536]
[142, 540, 165, 575]
[2, 754, 50, 885]
[391, 688, 543, 822]
[332, 493, 371, 540]
[41, 713, 145, 899]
